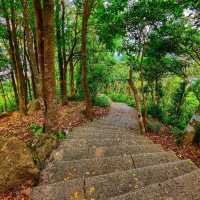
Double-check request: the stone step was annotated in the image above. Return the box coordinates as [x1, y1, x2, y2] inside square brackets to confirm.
[31, 160, 197, 200]
[60, 137, 153, 149]
[50, 144, 164, 162]
[41, 151, 179, 184]
[73, 125, 137, 132]
[109, 169, 200, 200]
[67, 131, 146, 140]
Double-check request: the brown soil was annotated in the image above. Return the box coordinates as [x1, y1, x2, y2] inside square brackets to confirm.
[145, 125, 200, 168]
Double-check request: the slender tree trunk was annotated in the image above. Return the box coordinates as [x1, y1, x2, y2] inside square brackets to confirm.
[43, 0, 57, 133]
[55, 0, 67, 105]
[21, 0, 41, 99]
[10, 69, 19, 107]
[128, 67, 145, 134]
[2, 0, 27, 115]
[81, 0, 93, 119]
[69, 57, 75, 97]
[33, 0, 44, 87]
[0, 79, 7, 112]
[61, 0, 68, 104]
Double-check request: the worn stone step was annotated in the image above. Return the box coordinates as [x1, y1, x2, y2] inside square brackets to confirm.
[31, 160, 197, 200]
[73, 125, 137, 133]
[50, 144, 164, 162]
[109, 169, 200, 200]
[84, 159, 197, 200]
[60, 137, 153, 149]
[41, 151, 179, 184]
[67, 131, 146, 141]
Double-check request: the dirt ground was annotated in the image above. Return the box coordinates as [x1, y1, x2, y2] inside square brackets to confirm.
[145, 126, 200, 168]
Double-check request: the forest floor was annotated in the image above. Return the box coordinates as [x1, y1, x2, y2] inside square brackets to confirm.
[0, 101, 109, 200]
[145, 126, 200, 168]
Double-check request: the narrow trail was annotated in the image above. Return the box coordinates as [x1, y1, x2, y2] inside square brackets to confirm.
[31, 103, 200, 200]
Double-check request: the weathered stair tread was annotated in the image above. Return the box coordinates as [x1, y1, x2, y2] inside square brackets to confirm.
[60, 137, 153, 148]
[40, 151, 179, 184]
[67, 132, 148, 140]
[31, 103, 199, 200]
[31, 178, 85, 200]
[109, 169, 200, 200]
[50, 144, 164, 161]
[84, 159, 197, 200]
[31, 160, 197, 200]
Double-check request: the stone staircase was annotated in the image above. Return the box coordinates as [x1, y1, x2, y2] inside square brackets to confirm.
[31, 103, 200, 200]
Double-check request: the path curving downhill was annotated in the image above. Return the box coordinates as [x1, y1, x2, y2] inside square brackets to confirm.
[31, 103, 200, 200]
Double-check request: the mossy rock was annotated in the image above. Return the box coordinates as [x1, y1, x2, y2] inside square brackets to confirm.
[29, 135, 59, 169]
[0, 137, 39, 193]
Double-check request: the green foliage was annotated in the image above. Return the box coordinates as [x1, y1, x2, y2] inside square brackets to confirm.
[194, 124, 200, 144]
[93, 95, 111, 107]
[147, 120, 161, 134]
[147, 104, 163, 121]
[170, 127, 184, 145]
[56, 130, 66, 141]
[28, 124, 43, 136]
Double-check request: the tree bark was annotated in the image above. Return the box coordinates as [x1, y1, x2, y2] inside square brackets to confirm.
[0, 79, 7, 112]
[21, 0, 41, 99]
[2, 0, 27, 115]
[56, 0, 67, 105]
[128, 67, 145, 134]
[81, 0, 93, 119]
[43, 0, 57, 133]
[70, 57, 75, 97]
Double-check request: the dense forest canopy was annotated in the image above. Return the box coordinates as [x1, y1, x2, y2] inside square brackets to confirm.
[0, 0, 199, 136]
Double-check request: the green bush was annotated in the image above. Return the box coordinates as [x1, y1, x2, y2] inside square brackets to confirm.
[147, 103, 163, 120]
[170, 127, 184, 145]
[28, 123, 43, 136]
[93, 95, 111, 107]
[56, 130, 66, 141]
[194, 124, 200, 144]
[147, 120, 161, 134]
[109, 93, 134, 107]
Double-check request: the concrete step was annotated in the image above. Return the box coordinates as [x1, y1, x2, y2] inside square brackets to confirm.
[60, 137, 153, 149]
[109, 169, 200, 200]
[31, 160, 197, 200]
[67, 131, 146, 140]
[41, 151, 179, 184]
[73, 125, 137, 133]
[50, 144, 164, 162]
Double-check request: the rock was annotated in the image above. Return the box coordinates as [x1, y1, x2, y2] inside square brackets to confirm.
[183, 125, 196, 145]
[31, 135, 58, 169]
[0, 137, 39, 193]
[184, 114, 200, 145]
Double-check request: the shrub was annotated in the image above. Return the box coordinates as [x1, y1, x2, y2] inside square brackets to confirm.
[28, 124, 43, 136]
[93, 95, 111, 107]
[147, 103, 163, 120]
[170, 127, 184, 145]
[56, 130, 66, 141]
[147, 120, 161, 134]
[194, 124, 200, 144]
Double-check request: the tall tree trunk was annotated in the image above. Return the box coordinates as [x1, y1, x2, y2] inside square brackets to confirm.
[55, 0, 67, 105]
[81, 0, 93, 119]
[2, 0, 27, 115]
[61, 0, 68, 104]
[128, 67, 145, 134]
[70, 57, 75, 97]
[43, 0, 57, 133]
[10, 69, 19, 107]
[0, 79, 8, 112]
[21, 0, 41, 99]
[33, 0, 44, 87]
